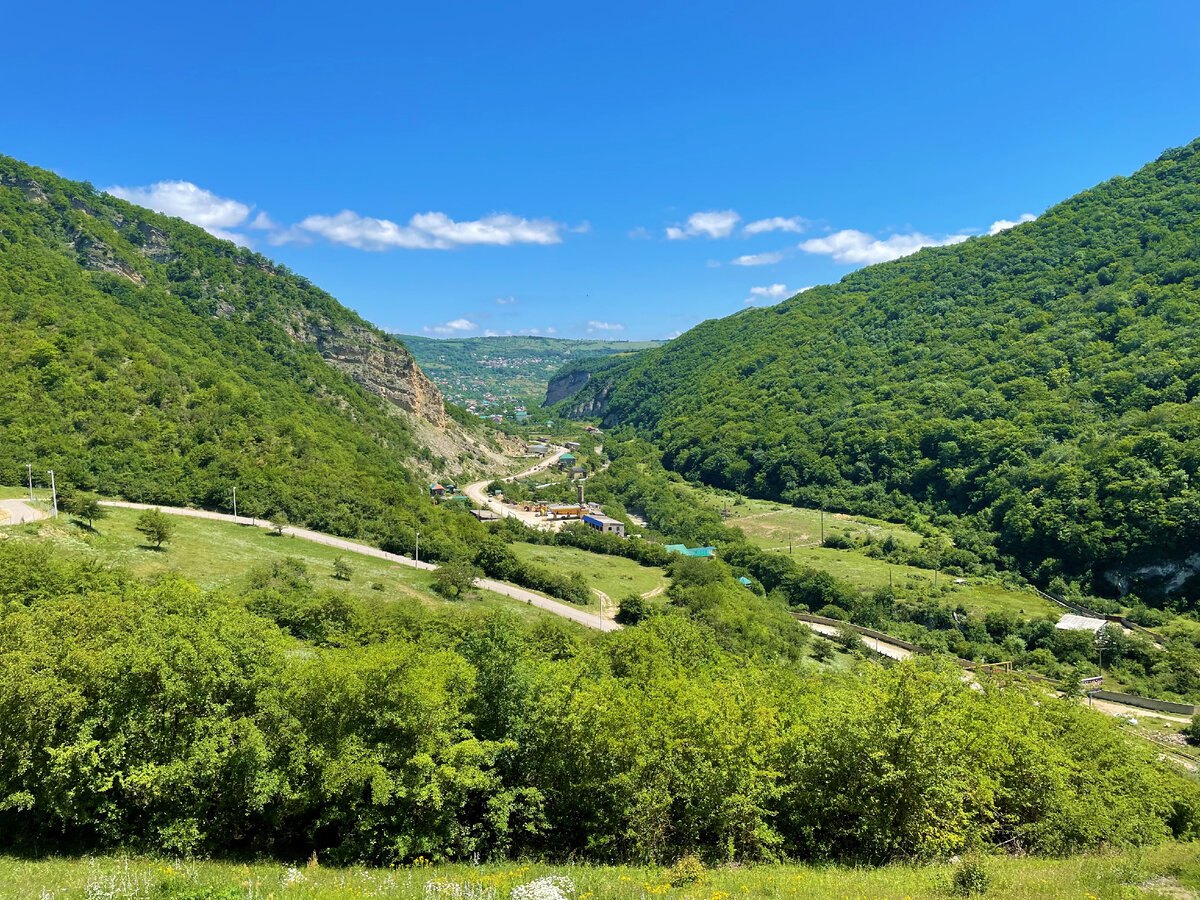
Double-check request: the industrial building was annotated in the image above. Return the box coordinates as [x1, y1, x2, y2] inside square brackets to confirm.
[582, 513, 625, 537]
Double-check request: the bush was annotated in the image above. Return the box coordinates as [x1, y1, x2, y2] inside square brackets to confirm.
[951, 858, 990, 896]
[616, 592, 649, 625]
[666, 854, 705, 887]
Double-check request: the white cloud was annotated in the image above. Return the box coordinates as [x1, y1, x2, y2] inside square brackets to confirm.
[988, 213, 1037, 235]
[706, 259, 721, 268]
[744, 283, 792, 304]
[424, 318, 478, 335]
[587, 320, 625, 332]
[744, 216, 808, 235]
[799, 229, 969, 265]
[106, 180, 255, 245]
[495, 296, 518, 305]
[627, 226, 653, 240]
[731, 250, 785, 266]
[666, 330, 683, 339]
[666, 209, 742, 240]
[106, 179, 571, 254]
[283, 210, 564, 251]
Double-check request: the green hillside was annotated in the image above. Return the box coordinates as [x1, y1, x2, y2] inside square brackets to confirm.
[400, 334, 661, 410]
[0, 155, 503, 539]
[555, 137, 1200, 605]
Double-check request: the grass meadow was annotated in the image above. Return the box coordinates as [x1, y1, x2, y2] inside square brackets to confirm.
[0, 496, 568, 626]
[2, 843, 1197, 899]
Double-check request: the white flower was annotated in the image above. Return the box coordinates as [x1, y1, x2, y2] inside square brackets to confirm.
[510, 876, 576, 900]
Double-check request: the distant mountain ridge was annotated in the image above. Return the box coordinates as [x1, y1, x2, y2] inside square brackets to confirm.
[0, 155, 507, 533]
[552, 137, 1200, 603]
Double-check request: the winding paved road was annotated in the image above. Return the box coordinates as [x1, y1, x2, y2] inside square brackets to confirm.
[99, 497, 621, 632]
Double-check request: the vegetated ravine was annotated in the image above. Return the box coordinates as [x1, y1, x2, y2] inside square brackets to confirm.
[552, 137, 1200, 607]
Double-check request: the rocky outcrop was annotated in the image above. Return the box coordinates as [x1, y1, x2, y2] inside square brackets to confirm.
[1104, 554, 1200, 599]
[544, 367, 593, 406]
[288, 319, 447, 426]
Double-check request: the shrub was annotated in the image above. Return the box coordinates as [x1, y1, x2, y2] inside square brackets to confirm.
[667, 855, 705, 887]
[951, 858, 990, 896]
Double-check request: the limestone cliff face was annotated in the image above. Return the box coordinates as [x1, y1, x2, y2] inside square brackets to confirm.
[544, 367, 594, 406]
[285, 319, 447, 427]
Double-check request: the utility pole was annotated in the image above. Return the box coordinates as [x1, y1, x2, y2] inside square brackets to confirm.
[820, 508, 824, 543]
[47, 470, 57, 518]
[789, 530, 792, 555]
[415, 531, 420, 565]
[232, 486, 237, 520]
[26, 464, 33, 501]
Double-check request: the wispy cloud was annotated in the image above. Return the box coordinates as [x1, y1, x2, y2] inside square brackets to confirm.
[106, 180, 571, 252]
[627, 226, 653, 240]
[587, 320, 625, 332]
[483, 327, 560, 337]
[106, 180, 255, 245]
[799, 229, 969, 265]
[744, 216, 808, 235]
[278, 210, 564, 250]
[495, 296, 518, 305]
[666, 210, 742, 240]
[424, 318, 478, 335]
[731, 250, 786, 266]
[744, 283, 792, 304]
[988, 213, 1037, 235]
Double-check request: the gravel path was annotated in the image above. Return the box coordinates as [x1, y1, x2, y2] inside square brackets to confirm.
[99, 499, 621, 632]
[0, 499, 49, 525]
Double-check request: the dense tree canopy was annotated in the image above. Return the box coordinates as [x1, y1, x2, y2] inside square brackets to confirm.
[0, 541, 1194, 863]
[556, 138, 1200, 605]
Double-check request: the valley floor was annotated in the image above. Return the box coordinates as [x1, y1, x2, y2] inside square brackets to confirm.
[4, 844, 1199, 899]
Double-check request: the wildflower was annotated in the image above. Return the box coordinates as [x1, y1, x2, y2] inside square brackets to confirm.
[511, 875, 576, 900]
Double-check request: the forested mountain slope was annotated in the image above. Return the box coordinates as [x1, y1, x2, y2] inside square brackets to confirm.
[555, 138, 1200, 603]
[0, 155, 506, 534]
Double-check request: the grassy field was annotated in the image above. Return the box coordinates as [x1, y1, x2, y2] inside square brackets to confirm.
[700, 490, 923, 551]
[1, 502, 566, 626]
[2, 843, 1197, 900]
[784, 544, 1060, 618]
[679, 484, 1059, 619]
[511, 541, 669, 611]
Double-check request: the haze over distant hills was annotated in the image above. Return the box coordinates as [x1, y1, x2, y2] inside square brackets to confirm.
[553, 137, 1200, 604]
[399, 334, 662, 409]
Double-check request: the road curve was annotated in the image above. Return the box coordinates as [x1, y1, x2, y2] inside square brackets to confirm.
[464, 448, 569, 530]
[0, 499, 49, 526]
[99, 500, 621, 632]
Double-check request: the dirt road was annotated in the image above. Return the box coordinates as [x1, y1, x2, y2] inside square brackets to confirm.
[463, 448, 569, 530]
[0, 499, 49, 525]
[800, 620, 915, 661]
[99, 500, 621, 632]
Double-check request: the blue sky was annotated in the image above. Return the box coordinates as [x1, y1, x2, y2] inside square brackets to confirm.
[4, 1, 1199, 340]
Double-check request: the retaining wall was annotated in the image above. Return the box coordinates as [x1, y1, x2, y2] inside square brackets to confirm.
[1087, 690, 1195, 716]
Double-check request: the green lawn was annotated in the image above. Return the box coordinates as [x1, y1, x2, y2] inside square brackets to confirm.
[511, 541, 668, 611]
[2, 843, 1197, 900]
[4, 503, 566, 625]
